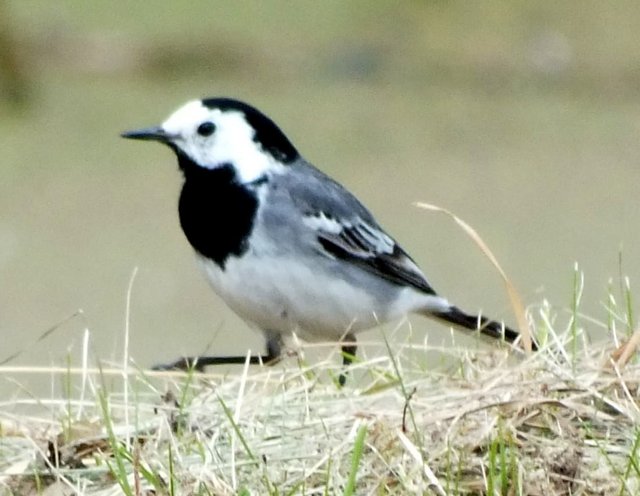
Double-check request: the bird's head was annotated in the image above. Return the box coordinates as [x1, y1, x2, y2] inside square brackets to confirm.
[122, 98, 299, 183]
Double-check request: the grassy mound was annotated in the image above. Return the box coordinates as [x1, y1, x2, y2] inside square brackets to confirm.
[1, 314, 639, 495]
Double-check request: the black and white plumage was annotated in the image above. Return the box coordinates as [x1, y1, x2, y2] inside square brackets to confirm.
[122, 97, 528, 383]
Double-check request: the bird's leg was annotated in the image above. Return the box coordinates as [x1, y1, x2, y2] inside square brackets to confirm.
[339, 333, 357, 386]
[152, 332, 283, 372]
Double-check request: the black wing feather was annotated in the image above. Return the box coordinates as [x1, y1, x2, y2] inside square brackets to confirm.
[275, 160, 437, 295]
[317, 224, 436, 295]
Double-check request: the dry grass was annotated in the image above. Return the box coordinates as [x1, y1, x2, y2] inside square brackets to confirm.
[0, 312, 639, 495]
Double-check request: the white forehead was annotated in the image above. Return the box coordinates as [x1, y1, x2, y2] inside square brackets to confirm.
[162, 100, 210, 134]
[161, 99, 255, 143]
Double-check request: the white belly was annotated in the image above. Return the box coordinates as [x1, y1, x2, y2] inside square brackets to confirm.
[197, 253, 391, 342]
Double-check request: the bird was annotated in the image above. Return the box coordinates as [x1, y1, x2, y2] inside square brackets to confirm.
[122, 97, 530, 384]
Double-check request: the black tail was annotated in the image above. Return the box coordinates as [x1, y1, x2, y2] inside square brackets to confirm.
[430, 306, 537, 351]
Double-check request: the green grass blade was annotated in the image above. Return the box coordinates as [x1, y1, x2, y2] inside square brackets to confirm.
[217, 393, 257, 463]
[343, 423, 367, 496]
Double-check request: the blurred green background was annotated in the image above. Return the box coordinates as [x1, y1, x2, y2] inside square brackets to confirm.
[2, 1, 640, 385]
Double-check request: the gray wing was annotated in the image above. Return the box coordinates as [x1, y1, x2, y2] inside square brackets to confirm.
[275, 160, 437, 295]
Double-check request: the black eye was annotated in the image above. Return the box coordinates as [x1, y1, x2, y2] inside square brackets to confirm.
[197, 121, 216, 137]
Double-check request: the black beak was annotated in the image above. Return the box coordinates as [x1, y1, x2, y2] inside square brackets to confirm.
[120, 126, 172, 143]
